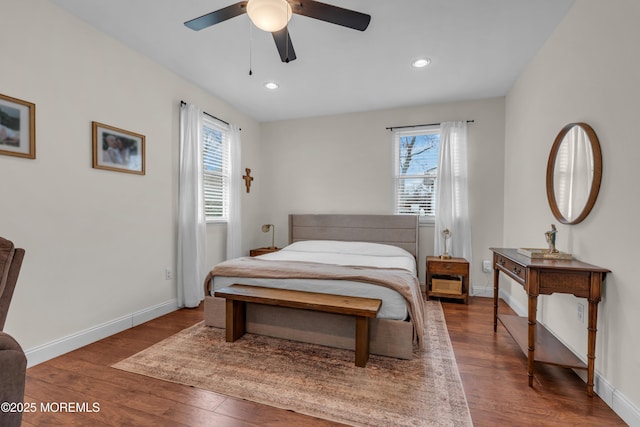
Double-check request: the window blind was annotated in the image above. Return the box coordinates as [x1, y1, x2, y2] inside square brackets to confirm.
[202, 117, 230, 221]
[394, 127, 440, 218]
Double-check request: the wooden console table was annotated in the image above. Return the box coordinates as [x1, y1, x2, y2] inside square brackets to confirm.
[491, 248, 610, 396]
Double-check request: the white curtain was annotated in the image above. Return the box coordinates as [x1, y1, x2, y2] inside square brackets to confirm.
[226, 124, 243, 260]
[434, 121, 472, 264]
[177, 103, 207, 308]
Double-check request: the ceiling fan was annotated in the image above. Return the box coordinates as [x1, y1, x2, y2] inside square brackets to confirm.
[184, 0, 371, 63]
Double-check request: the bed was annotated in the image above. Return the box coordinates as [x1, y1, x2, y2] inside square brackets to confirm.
[203, 214, 423, 359]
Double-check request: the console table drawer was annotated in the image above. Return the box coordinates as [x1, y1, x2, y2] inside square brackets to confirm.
[496, 255, 526, 283]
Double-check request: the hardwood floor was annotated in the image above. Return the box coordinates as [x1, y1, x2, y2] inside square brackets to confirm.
[20, 297, 625, 426]
[442, 297, 625, 427]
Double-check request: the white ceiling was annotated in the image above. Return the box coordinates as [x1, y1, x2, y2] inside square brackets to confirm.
[49, 0, 574, 122]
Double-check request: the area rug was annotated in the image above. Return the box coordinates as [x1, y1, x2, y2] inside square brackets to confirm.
[113, 300, 473, 426]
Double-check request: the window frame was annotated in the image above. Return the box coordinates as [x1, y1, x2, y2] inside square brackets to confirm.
[202, 116, 230, 224]
[393, 126, 440, 224]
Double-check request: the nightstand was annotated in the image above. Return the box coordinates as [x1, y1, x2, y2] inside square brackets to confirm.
[426, 256, 469, 304]
[249, 247, 280, 257]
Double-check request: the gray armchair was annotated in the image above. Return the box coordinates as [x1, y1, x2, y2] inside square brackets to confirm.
[0, 237, 26, 427]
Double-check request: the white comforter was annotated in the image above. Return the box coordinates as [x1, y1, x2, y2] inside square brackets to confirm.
[212, 240, 418, 320]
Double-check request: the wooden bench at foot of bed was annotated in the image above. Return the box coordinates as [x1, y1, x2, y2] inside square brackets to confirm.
[204, 292, 414, 360]
[214, 284, 382, 367]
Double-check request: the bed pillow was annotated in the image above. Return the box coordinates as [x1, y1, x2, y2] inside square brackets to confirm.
[284, 240, 413, 258]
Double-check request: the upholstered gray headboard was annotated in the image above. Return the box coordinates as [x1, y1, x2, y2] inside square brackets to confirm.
[288, 214, 419, 257]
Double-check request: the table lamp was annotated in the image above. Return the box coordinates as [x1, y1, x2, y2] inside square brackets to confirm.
[261, 224, 275, 249]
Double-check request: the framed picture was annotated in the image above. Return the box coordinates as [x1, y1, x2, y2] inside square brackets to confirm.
[0, 93, 36, 159]
[92, 121, 145, 175]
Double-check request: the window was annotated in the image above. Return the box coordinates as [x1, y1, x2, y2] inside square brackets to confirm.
[393, 127, 440, 220]
[202, 116, 230, 222]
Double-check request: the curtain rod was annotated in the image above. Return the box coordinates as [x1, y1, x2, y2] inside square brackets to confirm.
[385, 120, 474, 131]
[180, 100, 234, 128]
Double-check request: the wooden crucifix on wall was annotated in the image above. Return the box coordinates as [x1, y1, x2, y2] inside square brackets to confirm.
[243, 168, 253, 193]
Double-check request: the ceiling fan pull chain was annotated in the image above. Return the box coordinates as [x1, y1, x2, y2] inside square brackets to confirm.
[249, 20, 253, 76]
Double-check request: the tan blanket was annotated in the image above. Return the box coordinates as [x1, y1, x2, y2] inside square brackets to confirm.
[204, 257, 426, 348]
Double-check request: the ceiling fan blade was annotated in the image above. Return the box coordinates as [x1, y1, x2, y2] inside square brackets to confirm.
[272, 27, 297, 63]
[184, 2, 248, 31]
[290, 0, 370, 31]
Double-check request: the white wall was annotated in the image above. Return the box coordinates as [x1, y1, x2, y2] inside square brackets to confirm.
[258, 98, 505, 286]
[0, 1, 260, 361]
[504, 0, 640, 422]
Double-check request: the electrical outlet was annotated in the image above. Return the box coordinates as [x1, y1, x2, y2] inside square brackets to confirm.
[165, 268, 173, 280]
[577, 302, 585, 323]
[482, 260, 492, 273]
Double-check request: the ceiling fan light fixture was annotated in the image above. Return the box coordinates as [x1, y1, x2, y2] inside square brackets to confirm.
[411, 57, 431, 68]
[247, 0, 292, 32]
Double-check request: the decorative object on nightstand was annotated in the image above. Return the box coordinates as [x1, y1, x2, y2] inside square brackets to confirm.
[426, 256, 469, 304]
[440, 228, 452, 259]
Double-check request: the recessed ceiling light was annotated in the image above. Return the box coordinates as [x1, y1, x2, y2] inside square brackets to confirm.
[411, 58, 431, 68]
[264, 81, 279, 90]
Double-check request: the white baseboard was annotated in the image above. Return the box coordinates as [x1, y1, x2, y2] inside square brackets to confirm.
[483, 288, 640, 427]
[611, 385, 640, 427]
[571, 353, 640, 426]
[24, 299, 178, 368]
[470, 285, 526, 315]
[470, 285, 494, 299]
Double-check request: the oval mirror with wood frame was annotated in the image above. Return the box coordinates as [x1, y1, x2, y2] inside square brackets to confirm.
[546, 122, 602, 225]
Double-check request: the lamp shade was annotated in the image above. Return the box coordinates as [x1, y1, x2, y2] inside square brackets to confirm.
[247, 0, 292, 32]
